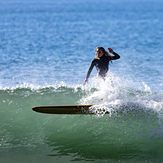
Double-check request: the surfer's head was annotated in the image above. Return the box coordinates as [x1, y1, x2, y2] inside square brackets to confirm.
[95, 47, 104, 58]
[95, 47, 112, 59]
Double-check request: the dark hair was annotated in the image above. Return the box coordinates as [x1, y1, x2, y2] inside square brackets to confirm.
[95, 47, 113, 60]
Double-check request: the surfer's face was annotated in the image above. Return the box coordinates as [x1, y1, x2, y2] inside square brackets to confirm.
[96, 49, 104, 58]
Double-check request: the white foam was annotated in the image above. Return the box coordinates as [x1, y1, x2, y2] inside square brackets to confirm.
[80, 73, 163, 118]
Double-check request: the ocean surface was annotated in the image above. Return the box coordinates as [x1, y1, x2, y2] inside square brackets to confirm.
[0, 0, 163, 162]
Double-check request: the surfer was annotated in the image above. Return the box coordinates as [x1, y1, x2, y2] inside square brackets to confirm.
[83, 47, 120, 85]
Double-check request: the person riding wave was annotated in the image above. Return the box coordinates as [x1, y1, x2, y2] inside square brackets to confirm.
[83, 47, 120, 85]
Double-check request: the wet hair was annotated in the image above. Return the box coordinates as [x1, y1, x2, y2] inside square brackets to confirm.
[95, 47, 113, 60]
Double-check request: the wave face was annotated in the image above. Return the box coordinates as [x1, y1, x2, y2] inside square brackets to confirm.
[0, 78, 163, 162]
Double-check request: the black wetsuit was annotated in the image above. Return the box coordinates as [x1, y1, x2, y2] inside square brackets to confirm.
[85, 52, 120, 79]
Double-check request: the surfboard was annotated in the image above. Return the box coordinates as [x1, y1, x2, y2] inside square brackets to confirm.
[32, 105, 94, 114]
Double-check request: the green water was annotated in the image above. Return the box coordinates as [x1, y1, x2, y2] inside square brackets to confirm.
[1, 87, 163, 162]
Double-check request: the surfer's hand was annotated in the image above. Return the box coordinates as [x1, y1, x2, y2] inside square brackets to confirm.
[83, 79, 88, 85]
[108, 47, 114, 53]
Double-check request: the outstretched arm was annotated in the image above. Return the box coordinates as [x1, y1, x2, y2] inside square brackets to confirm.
[108, 48, 120, 60]
[112, 52, 120, 60]
[83, 60, 95, 85]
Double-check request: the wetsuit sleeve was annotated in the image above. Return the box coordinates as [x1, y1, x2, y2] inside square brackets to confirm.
[85, 60, 95, 80]
[110, 52, 120, 60]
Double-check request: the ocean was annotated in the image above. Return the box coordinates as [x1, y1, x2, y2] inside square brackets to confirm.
[0, 0, 163, 162]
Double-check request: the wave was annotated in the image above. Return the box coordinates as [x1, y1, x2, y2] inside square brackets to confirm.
[0, 73, 162, 118]
[0, 77, 163, 161]
[0, 78, 162, 116]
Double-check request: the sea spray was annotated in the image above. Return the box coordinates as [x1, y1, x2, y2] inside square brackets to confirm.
[80, 74, 163, 139]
